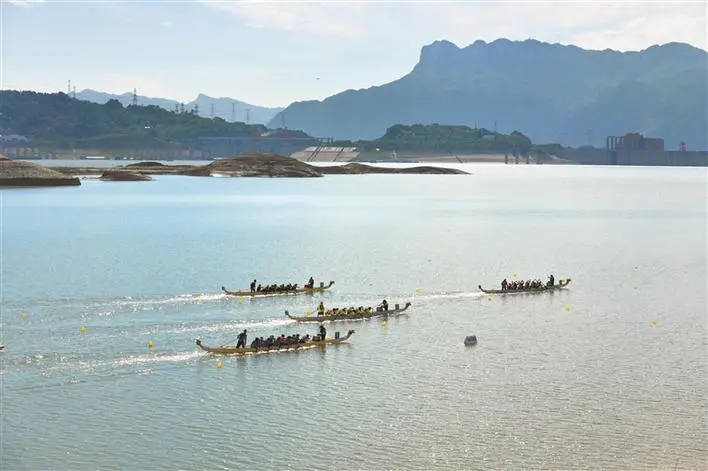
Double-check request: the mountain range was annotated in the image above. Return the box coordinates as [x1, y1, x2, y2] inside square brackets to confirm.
[268, 39, 708, 149]
[75, 89, 283, 125]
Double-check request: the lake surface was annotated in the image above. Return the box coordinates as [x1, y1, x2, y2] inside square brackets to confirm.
[1, 164, 706, 470]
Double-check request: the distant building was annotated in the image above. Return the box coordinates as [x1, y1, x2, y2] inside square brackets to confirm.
[604, 132, 706, 166]
[607, 133, 665, 153]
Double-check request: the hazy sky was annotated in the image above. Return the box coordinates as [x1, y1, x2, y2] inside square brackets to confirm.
[2, 1, 706, 107]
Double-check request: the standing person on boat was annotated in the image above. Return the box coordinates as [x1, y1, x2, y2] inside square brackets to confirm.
[250, 280, 257, 293]
[380, 299, 389, 311]
[548, 274, 555, 287]
[317, 301, 325, 317]
[236, 329, 247, 349]
[501, 278, 508, 291]
[319, 324, 327, 341]
[307, 276, 315, 289]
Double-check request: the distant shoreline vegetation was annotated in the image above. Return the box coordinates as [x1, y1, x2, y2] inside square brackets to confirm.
[0, 91, 310, 150]
[0, 90, 610, 158]
[332, 124, 534, 155]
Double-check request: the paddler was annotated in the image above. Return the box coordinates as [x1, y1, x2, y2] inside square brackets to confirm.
[250, 279, 257, 293]
[236, 329, 247, 348]
[307, 276, 315, 289]
[317, 301, 325, 317]
[319, 324, 327, 341]
[381, 299, 389, 311]
[548, 274, 555, 287]
[501, 278, 508, 291]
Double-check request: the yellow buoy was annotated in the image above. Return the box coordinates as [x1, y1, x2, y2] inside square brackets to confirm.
[80, 326, 87, 333]
[216, 360, 223, 369]
[487, 296, 492, 302]
[633, 286, 640, 290]
[20, 311, 29, 321]
[147, 340, 154, 349]
[683, 268, 689, 275]
[652, 319, 657, 327]
[564, 306, 571, 312]
[415, 288, 422, 295]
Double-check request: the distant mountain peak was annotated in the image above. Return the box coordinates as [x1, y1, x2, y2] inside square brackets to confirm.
[419, 39, 460, 63]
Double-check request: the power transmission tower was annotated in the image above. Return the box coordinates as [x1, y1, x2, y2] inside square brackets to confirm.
[132, 88, 138, 106]
[231, 103, 235, 122]
[210, 103, 215, 118]
[246, 108, 251, 124]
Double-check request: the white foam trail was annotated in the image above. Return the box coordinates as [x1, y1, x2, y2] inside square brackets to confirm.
[411, 291, 486, 301]
[113, 292, 227, 308]
[113, 351, 202, 367]
[158, 318, 295, 335]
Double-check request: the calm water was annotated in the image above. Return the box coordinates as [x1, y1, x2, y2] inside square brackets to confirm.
[1, 164, 706, 470]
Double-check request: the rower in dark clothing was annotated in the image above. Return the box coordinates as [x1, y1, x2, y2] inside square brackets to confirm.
[307, 276, 314, 289]
[318, 324, 327, 341]
[381, 299, 389, 311]
[548, 274, 555, 287]
[250, 280, 257, 293]
[501, 278, 508, 291]
[236, 329, 247, 348]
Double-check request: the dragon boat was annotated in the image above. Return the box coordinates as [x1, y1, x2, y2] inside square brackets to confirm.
[195, 329, 355, 355]
[221, 280, 335, 297]
[285, 302, 412, 323]
[478, 278, 571, 294]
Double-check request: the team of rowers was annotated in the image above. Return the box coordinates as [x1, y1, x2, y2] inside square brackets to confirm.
[316, 300, 389, 317]
[249, 276, 317, 294]
[501, 274, 555, 291]
[235, 325, 329, 349]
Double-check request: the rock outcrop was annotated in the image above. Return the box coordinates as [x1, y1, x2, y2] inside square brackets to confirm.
[0, 156, 81, 187]
[48, 152, 469, 178]
[318, 162, 467, 175]
[204, 153, 323, 177]
[100, 170, 153, 181]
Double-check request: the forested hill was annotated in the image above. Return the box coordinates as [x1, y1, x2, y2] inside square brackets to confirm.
[335, 124, 534, 154]
[0, 91, 309, 149]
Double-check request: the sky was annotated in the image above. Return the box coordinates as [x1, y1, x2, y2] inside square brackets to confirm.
[1, 0, 706, 108]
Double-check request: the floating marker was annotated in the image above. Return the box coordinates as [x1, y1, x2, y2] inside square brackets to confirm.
[652, 319, 657, 327]
[683, 268, 689, 275]
[564, 306, 572, 312]
[487, 296, 492, 302]
[20, 311, 29, 321]
[633, 286, 640, 290]
[147, 340, 154, 349]
[634, 266, 639, 270]
[80, 326, 87, 333]
[415, 288, 422, 294]
[238, 298, 243, 304]
[216, 360, 223, 369]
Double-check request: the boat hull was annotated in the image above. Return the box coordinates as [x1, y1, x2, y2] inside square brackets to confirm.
[195, 330, 355, 355]
[221, 281, 334, 297]
[478, 278, 571, 294]
[285, 302, 412, 323]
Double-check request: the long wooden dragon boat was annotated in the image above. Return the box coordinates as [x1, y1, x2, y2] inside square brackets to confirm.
[285, 302, 412, 323]
[221, 280, 335, 297]
[478, 278, 571, 294]
[195, 329, 355, 355]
